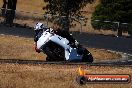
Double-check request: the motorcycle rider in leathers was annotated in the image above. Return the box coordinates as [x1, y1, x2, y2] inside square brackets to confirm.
[34, 22, 79, 52]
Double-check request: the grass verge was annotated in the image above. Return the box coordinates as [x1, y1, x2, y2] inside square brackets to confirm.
[0, 63, 131, 88]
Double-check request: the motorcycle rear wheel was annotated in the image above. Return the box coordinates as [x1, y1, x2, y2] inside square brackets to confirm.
[82, 50, 93, 63]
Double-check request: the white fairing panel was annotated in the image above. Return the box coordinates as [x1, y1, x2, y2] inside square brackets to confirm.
[50, 35, 71, 60]
[36, 28, 82, 61]
[50, 34, 69, 49]
[37, 31, 52, 49]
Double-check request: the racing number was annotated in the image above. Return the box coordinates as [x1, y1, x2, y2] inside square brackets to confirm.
[58, 37, 62, 40]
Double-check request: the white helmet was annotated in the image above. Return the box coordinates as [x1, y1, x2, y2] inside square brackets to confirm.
[34, 22, 46, 31]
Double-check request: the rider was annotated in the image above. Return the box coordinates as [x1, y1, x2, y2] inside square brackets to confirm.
[34, 22, 47, 53]
[52, 24, 79, 47]
[34, 22, 79, 49]
[34, 22, 46, 42]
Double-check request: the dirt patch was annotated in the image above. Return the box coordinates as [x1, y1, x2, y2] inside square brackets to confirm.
[0, 35, 121, 61]
[0, 63, 131, 88]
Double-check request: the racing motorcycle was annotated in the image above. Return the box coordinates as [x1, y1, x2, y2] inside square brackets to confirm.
[35, 24, 93, 62]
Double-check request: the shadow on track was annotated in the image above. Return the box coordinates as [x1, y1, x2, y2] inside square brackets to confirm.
[0, 23, 34, 38]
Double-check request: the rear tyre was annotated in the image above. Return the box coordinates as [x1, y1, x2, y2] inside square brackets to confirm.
[82, 50, 93, 63]
[46, 57, 53, 61]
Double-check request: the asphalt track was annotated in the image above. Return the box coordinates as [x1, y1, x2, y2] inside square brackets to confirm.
[0, 25, 132, 54]
[0, 25, 132, 65]
[0, 59, 132, 66]
[72, 32, 132, 54]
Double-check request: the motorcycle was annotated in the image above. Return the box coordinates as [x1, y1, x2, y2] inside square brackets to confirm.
[35, 25, 93, 62]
